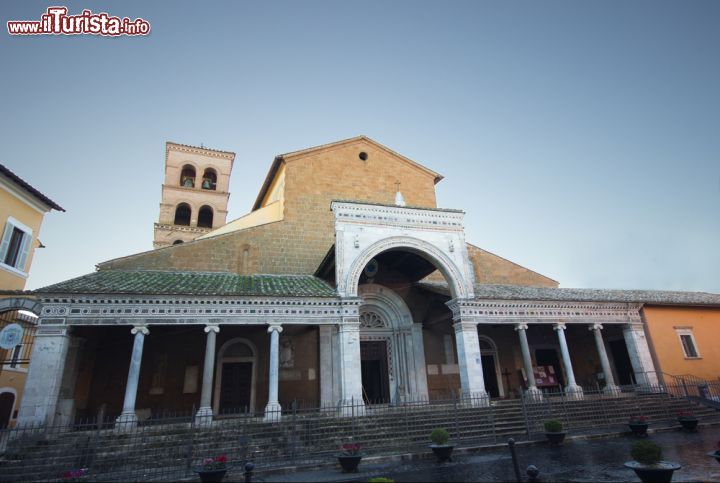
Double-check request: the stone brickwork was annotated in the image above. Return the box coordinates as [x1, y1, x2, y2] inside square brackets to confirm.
[465, 244, 558, 287]
[101, 137, 557, 288]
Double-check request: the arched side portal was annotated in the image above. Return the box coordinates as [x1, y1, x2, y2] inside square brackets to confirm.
[478, 335, 504, 398]
[358, 284, 429, 403]
[0, 298, 41, 315]
[213, 338, 258, 415]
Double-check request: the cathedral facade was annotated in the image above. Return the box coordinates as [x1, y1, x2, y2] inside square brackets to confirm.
[19, 136, 713, 427]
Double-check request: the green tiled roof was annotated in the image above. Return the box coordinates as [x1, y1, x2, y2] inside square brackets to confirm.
[36, 270, 338, 297]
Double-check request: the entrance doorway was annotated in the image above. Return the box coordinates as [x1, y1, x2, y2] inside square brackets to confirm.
[214, 338, 257, 415]
[481, 355, 500, 398]
[478, 336, 504, 398]
[360, 341, 390, 403]
[609, 339, 635, 385]
[219, 362, 253, 413]
[535, 349, 565, 387]
[0, 392, 14, 428]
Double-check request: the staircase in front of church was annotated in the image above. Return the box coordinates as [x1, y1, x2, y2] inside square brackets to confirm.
[0, 391, 718, 481]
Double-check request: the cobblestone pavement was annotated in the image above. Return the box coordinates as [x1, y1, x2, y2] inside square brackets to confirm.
[264, 428, 720, 482]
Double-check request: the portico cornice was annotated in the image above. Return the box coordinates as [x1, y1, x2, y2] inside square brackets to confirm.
[37, 295, 345, 327]
[453, 298, 643, 325]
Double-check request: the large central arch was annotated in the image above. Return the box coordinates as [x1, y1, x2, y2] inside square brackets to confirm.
[341, 236, 473, 300]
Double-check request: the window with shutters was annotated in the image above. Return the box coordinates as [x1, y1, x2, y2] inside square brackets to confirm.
[0, 217, 33, 276]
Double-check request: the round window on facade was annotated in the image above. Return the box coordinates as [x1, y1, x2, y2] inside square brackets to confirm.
[359, 152, 368, 161]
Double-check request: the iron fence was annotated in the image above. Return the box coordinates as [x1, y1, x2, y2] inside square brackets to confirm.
[0, 383, 718, 482]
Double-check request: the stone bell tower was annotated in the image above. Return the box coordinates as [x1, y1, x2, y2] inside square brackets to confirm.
[153, 142, 235, 248]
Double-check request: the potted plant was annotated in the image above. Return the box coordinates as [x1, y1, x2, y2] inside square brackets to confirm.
[624, 440, 681, 483]
[628, 415, 649, 437]
[429, 427, 454, 462]
[707, 440, 720, 464]
[543, 420, 566, 446]
[336, 440, 362, 473]
[193, 455, 228, 483]
[677, 411, 698, 432]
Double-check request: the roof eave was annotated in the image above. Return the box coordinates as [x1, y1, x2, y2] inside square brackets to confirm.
[252, 156, 284, 211]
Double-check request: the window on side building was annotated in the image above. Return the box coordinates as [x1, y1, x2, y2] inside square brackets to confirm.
[675, 328, 700, 359]
[0, 217, 33, 275]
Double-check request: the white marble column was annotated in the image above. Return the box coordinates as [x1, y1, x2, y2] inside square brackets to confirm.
[319, 325, 340, 409]
[622, 323, 659, 387]
[590, 323, 619, 393]
[337, 320, 365, 416]
[410, 323, 429, 402]
[17, 327, 73, 427]
[116, 326, 149, 428]
[553, 323, 583, 398]
[264, 323, 283, 422]
[195, 325, 220, 425]
[516, 324, 542, 399]
[453, 320, 488, 405]
[55, 337, 85, 426]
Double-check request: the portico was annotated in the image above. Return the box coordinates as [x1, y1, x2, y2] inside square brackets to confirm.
[18, 201, 660, 429]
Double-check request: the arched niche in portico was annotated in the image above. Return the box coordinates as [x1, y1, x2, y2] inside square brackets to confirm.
[213, 338, 258, 416]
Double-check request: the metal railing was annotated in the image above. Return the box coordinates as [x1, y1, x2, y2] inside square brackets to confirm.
[0, 382, 718, 482]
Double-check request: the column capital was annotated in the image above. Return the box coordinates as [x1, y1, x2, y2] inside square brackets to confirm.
[131, 326, 149, 336]
[553, 323, 566, 331]
[589, 323, 603, 331]
[204, 325, 220, 334]
[452, 320, 477, 333]
[338, 321, 360, 333]
[623, 322, 645, 331]
[267, 323, 283, 334]
[446, 298, 476, 321]
[514, 323, 529, 331]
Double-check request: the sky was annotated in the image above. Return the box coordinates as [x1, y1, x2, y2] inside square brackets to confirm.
[1, 1, 718, 292]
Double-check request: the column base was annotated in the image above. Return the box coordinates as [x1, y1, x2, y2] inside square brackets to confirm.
[263, 402, 282, 422]
[524, 386, 544, 401]
[603, 384, 621, 395]
[194, 406, 214, 427]
[115, 411, 138, 431]
[564, 384, 584, 400]
[337, 398, 365, 417]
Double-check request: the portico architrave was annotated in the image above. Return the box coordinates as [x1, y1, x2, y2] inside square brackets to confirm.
[36, 295, 345, 327]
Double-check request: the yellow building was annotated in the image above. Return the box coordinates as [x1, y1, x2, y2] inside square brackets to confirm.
[0, 163, 63, 428]
[643, 304, 720, 384]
